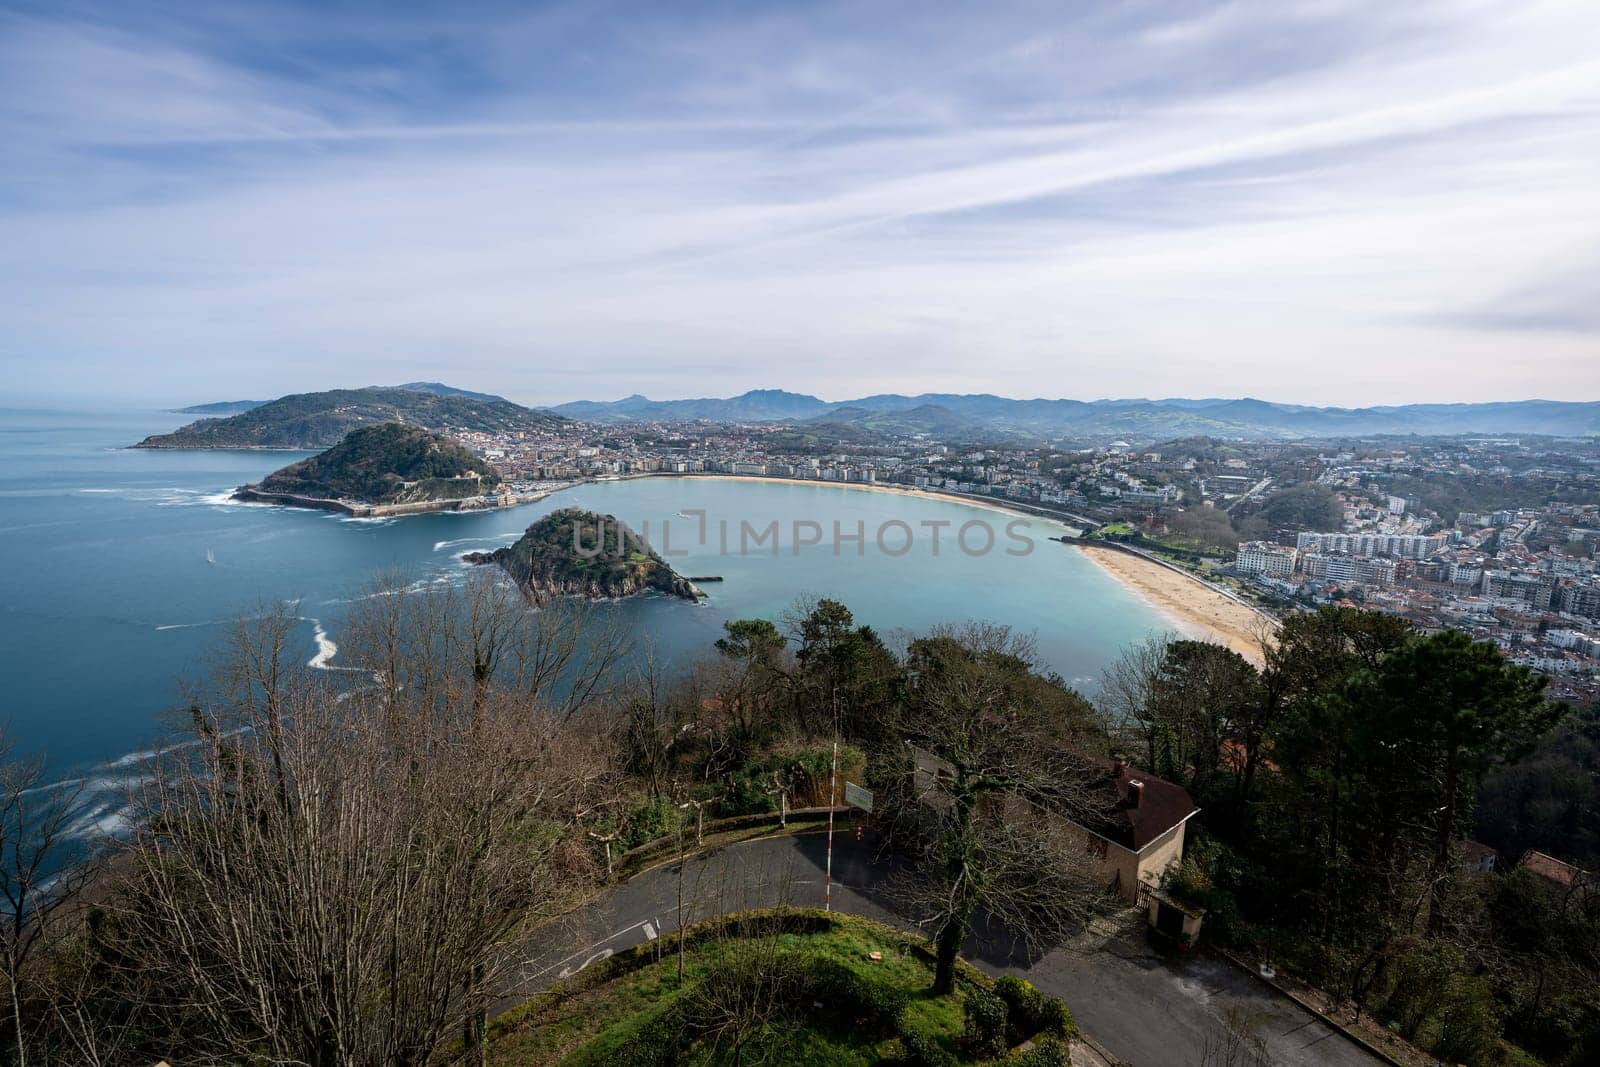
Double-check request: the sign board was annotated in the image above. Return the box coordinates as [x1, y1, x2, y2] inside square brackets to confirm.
[844, 781, 874, 812]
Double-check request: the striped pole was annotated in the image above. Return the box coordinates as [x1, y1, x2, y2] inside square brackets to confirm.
[825, 733, 837, 911]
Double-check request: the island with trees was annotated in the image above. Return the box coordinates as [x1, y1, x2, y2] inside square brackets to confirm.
[234, 421, 507, 516]
[466, 507, 704, 603]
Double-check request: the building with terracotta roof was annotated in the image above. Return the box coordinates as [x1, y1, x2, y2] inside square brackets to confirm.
[1517, 849, 1588, 888]
[909, 746, 1198, 903]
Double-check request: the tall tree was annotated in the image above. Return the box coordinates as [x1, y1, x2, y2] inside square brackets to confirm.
[878, 626, 1104, 994]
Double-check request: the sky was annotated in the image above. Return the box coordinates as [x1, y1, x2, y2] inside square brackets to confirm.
[1, 0, 1597, 409]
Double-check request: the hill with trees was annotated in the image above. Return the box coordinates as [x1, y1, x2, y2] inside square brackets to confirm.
[467, 508, 701, 603]
[135, 385, 562, 449]
[243, 422, 499, 506]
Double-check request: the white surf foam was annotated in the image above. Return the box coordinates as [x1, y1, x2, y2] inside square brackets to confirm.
[307, 619, 338, 669]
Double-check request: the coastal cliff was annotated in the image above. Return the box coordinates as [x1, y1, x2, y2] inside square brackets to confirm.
[466, 508, 702, 604]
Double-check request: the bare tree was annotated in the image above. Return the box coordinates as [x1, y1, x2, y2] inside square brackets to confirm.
[881, 625, 1110, 994]
[341, 569, 632, 726]
[1096, 633, 1174, 760]
[100, 590, 609, 1066]
[0, 733, 94, 1067]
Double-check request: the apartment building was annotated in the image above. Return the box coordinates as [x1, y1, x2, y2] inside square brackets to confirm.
[1235, 541, 1297, 578]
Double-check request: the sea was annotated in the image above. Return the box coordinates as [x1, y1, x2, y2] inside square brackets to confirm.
[0, 407, 1175, 837]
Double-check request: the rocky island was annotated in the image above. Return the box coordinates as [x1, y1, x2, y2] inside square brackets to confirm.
[465, 508, 703, 604]
[234, 422, 508, 516]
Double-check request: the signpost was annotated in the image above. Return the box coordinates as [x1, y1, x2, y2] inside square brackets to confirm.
[844, 781, 873, 812]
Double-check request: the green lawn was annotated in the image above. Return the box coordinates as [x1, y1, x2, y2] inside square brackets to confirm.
[489, 911, 997, 1065]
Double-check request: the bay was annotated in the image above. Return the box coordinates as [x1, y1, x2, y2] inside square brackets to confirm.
[0, 408, 1174, 834]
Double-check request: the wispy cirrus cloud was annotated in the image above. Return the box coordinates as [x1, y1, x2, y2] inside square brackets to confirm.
[0, 0, 1596, 406]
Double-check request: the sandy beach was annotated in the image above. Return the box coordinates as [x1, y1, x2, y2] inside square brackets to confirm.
[1076, 543, 1273, 664]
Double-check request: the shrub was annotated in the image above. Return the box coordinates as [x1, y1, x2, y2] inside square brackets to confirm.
[899, 1027, 957, 1067]
[621, 795, 683, 849]
[1035, 996, 1075, 1037]
[962, 988, 1009, 1058]
[721, 744, 868, 815]
[995, 975, 1074, 1040]
[1430, 976, 1499, 1065]
[1007, 1036, 1073, 1066]
[800, 957, 907, 1031]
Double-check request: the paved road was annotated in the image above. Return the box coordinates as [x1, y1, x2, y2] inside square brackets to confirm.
[505, 831, 1381, 1067]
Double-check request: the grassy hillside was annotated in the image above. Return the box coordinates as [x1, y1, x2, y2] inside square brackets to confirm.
[488, 910, 1074, 1066]
[253, 422, 499, 504]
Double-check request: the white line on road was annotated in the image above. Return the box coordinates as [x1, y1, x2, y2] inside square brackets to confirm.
[528, 918, 654, 981]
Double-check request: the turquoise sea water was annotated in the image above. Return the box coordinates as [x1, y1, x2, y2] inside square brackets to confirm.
[0, 408, 1173, 830]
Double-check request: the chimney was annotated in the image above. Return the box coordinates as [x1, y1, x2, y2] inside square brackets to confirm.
[1127, 779, 1144, 808]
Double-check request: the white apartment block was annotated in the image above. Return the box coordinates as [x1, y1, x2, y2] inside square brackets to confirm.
[1295, 531, 1448, 559]
[1235, 541, 1297, 578]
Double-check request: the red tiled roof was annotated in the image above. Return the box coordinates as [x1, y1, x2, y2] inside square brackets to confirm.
[1519, 849, 1586, 887]
[1083, 758, 1198, 852]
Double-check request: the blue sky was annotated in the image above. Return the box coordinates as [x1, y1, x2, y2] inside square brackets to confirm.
[2, 0, 1596, 408]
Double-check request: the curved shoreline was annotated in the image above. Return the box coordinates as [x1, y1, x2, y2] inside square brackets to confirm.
[1075, 542, 1272, 664]
[573, 474, 1270, 661]
[625, 472, 1088, 530]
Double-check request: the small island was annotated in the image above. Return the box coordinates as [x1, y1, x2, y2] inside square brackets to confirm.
[234, 422, 507, 517]
[465, 508, 703, 604]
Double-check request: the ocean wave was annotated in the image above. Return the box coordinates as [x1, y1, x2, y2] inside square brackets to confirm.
[63, 802, 133, 842]
[432, 535, 511, 552]
[307, 618, 339, 669]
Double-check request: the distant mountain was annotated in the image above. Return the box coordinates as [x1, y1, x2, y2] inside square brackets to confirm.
[548, 392, 1600, 440]
[245, 422, 500, 505]
[804, 403, 985, 439]
[135, 387, 564, 449]
[550, 389, 831, 424]
[172, 382, 504, 419]
[175, 399, 268, 415]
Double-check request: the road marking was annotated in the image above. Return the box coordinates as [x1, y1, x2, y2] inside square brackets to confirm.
[556, 949, 613, 981]
[528, 918, 654, 981]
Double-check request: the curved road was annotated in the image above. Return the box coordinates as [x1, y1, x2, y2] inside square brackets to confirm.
[505, 829, 1381, 1066]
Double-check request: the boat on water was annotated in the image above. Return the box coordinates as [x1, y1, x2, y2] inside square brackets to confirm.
[206, 547, 216, 564]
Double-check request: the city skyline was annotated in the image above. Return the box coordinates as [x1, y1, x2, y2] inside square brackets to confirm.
[3, 0, 1598, 407]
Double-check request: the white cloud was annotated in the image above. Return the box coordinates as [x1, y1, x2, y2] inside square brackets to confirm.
[1, 0, 1596, 406]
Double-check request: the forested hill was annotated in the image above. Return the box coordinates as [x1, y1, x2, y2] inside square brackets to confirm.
[249, 423, 500, 504]
[135, 387, 563, 449]
[467, 508, 701, 603]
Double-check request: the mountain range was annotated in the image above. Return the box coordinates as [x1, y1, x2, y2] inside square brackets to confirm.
[548, 391, 1600, 440]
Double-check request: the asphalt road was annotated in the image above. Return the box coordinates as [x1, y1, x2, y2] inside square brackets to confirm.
[504, 829, 1381, 1067]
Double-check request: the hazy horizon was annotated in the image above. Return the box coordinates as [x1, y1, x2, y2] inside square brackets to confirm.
[3, 0, 1597, 407]
[10, 383, 1599, 417]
